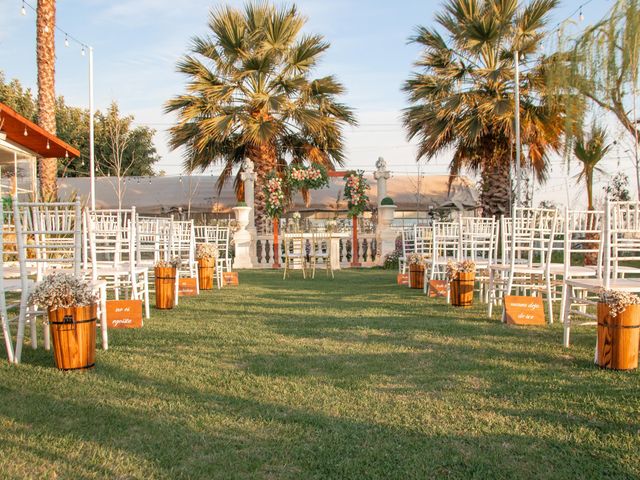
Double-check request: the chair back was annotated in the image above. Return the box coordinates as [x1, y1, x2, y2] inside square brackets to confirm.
[401, 226, 416, 258]
[460, 216, 498, 265]
[13, 199, 83, 281]
[415, 226, 433, 257]
[136, 215, 171, 265]
[606, 200, 640, 285]
[432, 221, 460, 265]
[506, 207, 558, 270]
[170, 219, 196, 266]
[562, 208, 604, 278]
[85, 208, 137, 276]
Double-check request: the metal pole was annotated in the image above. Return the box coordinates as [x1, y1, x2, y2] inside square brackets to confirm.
[514, 50, 521, 207]
[89, 46, 96, 211]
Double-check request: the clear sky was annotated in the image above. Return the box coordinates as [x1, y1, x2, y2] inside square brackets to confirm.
[0, 0, 633, 206]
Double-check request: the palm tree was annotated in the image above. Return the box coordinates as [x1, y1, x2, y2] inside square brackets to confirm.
[403, 0, 565, 216]
[165, 3, 356, 230]
[36, 0, 58, 201]
[573, 124, 610, 211]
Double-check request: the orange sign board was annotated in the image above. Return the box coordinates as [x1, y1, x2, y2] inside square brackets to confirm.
[504, 296, 546, 325]
[106, 300, 143, 328]
[397, 273, 408, 285]
[178, 278, 198, 296]
[222, 272, 239, 286]
[428, 280, 448, 298]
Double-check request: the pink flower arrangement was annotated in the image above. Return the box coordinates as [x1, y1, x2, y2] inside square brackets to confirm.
[343, 170, 369, 217]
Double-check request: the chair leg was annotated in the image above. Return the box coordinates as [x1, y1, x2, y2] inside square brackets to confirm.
[545, 277, 554, 324]
[562, 284, 573, 348]
[14, 296, 29, 364]
[29, 310, 37, 350]
[488, 269, 495, 317]
[43, 318, 50, 351]
[100, 285, 109, 350]
[1, 310, 14, 363]
[143, 272, 150, 319]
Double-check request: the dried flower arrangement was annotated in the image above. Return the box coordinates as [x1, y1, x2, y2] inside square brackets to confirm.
[29, 272, 97, 310]
[446, 260, 476, 280]
[155, 257, 182, 269]
[196, 243, 219, 260]
[599, 289, 640, 317]
[407, 253, 427, 266]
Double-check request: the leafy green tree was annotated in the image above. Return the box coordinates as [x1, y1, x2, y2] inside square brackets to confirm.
[403, 0, 565, 216]
[166, 2, 356, 230]
[0, 72, 160, 178]
[548, 0, 640, 199]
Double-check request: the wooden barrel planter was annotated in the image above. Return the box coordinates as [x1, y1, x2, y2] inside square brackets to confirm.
[155, 266, 176, 309]
[48, 305, 97, 371]
[597, 303, 639, 370]
[198, 258, 215, 290]
[409, 264, 425, 289]
[450, 272, 474, 307]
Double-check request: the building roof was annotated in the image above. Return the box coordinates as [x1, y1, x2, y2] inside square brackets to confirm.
[0, 103, 80, 159]
[58, 174, 479, 215]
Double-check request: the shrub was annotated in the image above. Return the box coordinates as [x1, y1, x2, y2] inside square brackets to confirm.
[380, 197, 395, 206]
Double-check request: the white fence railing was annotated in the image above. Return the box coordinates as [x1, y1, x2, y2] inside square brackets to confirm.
[252, 232, 379, 268]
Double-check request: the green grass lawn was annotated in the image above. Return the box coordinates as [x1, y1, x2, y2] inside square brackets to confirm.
[1, 269, 638, 479]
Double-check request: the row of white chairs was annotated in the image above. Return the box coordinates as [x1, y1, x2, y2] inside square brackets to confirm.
[398, 201, 640, 347]
[2, 200, 233, 363]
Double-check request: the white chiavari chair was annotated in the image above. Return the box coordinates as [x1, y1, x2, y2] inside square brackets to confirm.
[1, 199, 21, 363]
[488, 207, 558, 323]
[562, 200, 640, 346]
[460, 216, 499, 303]
[310, 232, 334, 279]
[136, 215, 171, 269]
[425, 221, 460, 286]
[86, 207, 150, 319]
[12, 199, 109, 364]
[399, 226, 416, 274]
[170, 218, 199, 301]
[283, 233, 307, 279]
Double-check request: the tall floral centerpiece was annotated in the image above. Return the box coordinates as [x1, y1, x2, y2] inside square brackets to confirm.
[343, 170, 369, 267]
[264, 173, 285, 268]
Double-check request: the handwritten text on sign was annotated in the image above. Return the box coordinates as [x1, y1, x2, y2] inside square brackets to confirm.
[428, 280, 447, 298]
[504, 296, 546, 325]
[397, 273, 408, 285]
[179, 278, 198, 296]
[106, 300, 143, 329]
[223, 272, 239, 286]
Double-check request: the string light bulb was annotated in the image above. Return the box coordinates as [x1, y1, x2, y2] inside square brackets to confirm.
[65, 35, 69, 47]
[21, 1, 26, 15]
[65, 150, 68, 158]
[46, 139, 50, 150]
[579, 8, 584, 22]
[81, 46, 85, 56]
[23, 126, 28, 136]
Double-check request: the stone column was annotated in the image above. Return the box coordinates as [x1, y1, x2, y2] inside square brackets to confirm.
[241, 158, 256, 234]
[233, 159, 256, 269]
[374, 157, 395, 265]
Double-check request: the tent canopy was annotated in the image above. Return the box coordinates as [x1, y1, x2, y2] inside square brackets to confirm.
[57, 174, 478, 215]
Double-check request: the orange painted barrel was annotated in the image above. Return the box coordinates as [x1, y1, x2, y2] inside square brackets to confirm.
[450, 272, 474, 307]
[48, 305, 97, 371]
[597, 303, 639, 370]
[409, 264, 425, 289]
[198, 258, 215, 290]
[155, 266, 176, 309]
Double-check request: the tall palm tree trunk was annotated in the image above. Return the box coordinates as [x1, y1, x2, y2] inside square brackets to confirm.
[248, 143, 277, 232]
[480, 159, 512, 217]
[37, 0, 57, 201]
[584, 168, 598, 265]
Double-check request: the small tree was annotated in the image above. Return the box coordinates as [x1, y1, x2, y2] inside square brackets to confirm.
[604, 172, 631, 201]
[96, 103, 134, 209]
[574, 124, 611, 210]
